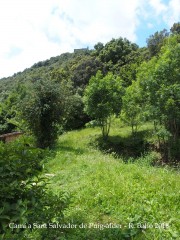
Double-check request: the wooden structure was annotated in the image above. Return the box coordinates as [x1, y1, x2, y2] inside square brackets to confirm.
[0, 132, 23, 143]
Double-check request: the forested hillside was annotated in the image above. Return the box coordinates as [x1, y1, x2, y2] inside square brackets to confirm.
[0, 23, 180, 239]
[0, 23, 179, 160]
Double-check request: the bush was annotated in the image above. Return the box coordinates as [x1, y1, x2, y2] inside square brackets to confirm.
[21, 79, 74, 148]
[0, 137, 69, 239]
[0, 137, 43, 232]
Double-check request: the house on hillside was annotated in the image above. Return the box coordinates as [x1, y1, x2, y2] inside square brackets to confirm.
[74, 47, 89, 54]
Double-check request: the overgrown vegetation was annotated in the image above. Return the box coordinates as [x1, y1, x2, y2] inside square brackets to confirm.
[21, 78, 75, 148]
[38, 126, 179, 240]
[0, 136, 69, 240]
[0, 23, 179, 239]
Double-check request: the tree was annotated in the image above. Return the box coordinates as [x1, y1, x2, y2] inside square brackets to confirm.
[0, 101, 16, 134]
[138, 36, 180, 160]
[119, 48, 145, 87]
[94, 42, 104, 55]
[170, 22, 180, 34]
[146, 29, 169, 57]
[62, 93, 90, 130]
[71, 55, 106, 89]
[21, 79, 73, 148]
[0, 84, 26, 134]
[121, 81, 144, 135]
[84, 71, 124, 139]
[99, 37, 138, 66]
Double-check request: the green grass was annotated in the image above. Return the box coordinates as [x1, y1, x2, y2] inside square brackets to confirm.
[40, 125, 179, 239]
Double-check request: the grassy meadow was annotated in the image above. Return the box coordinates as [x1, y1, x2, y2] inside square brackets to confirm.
[27, 121, 180, 240]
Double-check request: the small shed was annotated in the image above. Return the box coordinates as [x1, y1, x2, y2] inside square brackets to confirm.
[0, 132, 23, 143]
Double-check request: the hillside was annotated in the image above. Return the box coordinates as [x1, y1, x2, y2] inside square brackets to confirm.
[0, 37, 143, 100]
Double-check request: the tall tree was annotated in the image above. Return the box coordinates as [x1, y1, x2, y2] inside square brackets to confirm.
[99, 37, 138, 66]
[94, 42, 104, 55]
[138, 35, 180, 160]
[21, 79, 74, 148]
[170, 22, 180, 34]
[146, 29, 169, 57]
[84, 71, 124, 139]
[121, 81, 144, 135]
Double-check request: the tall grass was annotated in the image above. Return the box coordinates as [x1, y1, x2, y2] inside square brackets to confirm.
[38, 125, 180, 239]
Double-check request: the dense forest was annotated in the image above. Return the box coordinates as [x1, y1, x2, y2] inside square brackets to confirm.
[0, 22, 180, 239]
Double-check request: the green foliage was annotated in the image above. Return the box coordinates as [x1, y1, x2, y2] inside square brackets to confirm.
[62, 93, 90, 131]
[1, 24, 180, 239]
[0, 102, 16, 134]
[84, 71, 124, 138]
[0, 82, 28, 136]
[21, 79, 74, 148]
[94, 42, 104, 55]
[0, 137, 43, 233]
[170, 22, 180, 34]
[146, 29, 169, 57]
[118, 48, 146, 87]
[0, 137, 69, 240]
[121, 81, 144, 135]
[93, 38, 143, 87]
[138, 36, 180, 161]
[98, 37, 138, 66]
[0, 37, 139, 109]
[71, 55, 106, 89]
[0, 26, 179, 163]
[50, 68, 70, 83]
[41, 126, 180, 240]
[119, 61, 139, 87]
[49, 68, 90, 130]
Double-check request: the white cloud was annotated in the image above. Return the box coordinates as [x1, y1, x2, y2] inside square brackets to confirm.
[164, 0, 180, 26]
[1, 0, 179, 79]
[0, 0, 59, 77]
[0, 0, 142, 78]
[140, 0, 180, 27]
[54, 0, 141, 43]
[149, 0, 167, 15]
[147, 23, 154, 28]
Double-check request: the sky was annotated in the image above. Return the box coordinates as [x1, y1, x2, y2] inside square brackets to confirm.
[0, 0, 179, 79]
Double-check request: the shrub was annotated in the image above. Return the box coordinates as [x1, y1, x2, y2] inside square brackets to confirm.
[0, 137, 69, 239]
[21, 79, 74, 148]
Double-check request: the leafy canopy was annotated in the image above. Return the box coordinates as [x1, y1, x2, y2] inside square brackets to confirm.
[137, 36, 180, 160]
[84, 71, 124, 138]
[21, 79, 74, 148]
